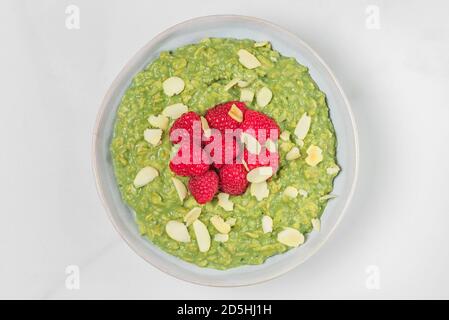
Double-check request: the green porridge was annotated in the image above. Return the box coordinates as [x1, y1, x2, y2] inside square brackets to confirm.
[111, 38, 339, 269]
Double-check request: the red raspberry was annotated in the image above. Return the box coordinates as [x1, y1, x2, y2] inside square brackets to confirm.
[205, 101, 247, 132]
[203, 134, 242, 169]
[218, 164, 249, 195]
[169, 142, 210, 176]
[242, 148, 279, 173]
[240, 109, 280, 144]
[188, 170, 219, 204]
[169, 112, 202, 144]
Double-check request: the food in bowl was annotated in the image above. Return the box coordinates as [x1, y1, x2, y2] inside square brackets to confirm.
[110, 38, 340, 269]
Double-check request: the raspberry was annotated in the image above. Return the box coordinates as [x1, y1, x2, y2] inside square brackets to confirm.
[218, 164, 249, 195]
[240, 109, 280, 144]
[188, 170, 219, 204]
[205, 101, 247, 132]
[169, 112, 202, 144]
[203, 134, 242, 169]
[169, 142, 210, 176]
[243, 148, 279, 173]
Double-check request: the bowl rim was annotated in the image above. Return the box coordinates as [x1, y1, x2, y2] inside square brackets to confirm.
[92, 14, 359, 287]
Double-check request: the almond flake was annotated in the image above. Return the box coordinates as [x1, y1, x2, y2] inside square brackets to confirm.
[162, 103, 188, 119]
[283, 186, 298, 198]
[254, 41, 269, 48]
[192, 220, 211, 252]
[265, 139, 277, 153]
[241, 158, 250, 172]
[294, 113, 311, 140]
[277, 228, 304, 247]
[217, 193, 234, 211]
[280, 131, 291, 142]
[311, 218, 321, 232]
[237, 49, 261, 69]
[210, 215, 231, 234]
[200, 116, 211, 138]
[143, 128, 162, 146]
[305, 145, 323, 166]
[148, 114, 169, 130]
[237, 80, 250, 88]
[228, 104, 243, 122]
[298, 189, 308, 197]
[327, 165, 340, 175]
[225, 217, 236, 226]
[286, 147, 300, 161]
[214, 233, 229, 242]
[256, 87, 273, 107]
[250, 181, 269, 201]
[261, 215, 273, 233]
[247, 166, 273, 183]
[162, 76, 185, 97]
[184, 207, 201, 226]
[240, 88, 254, 102]
[165, 221, 190, 243]
[171, 177, 187, 203]
[133, 167, 159, 188]
[224, 78, 240, 91]
[319, 194, 337, 201]
[241, 132, 262, 155]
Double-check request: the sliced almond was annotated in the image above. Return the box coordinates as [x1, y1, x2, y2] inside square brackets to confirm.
[311, 218, 321, 232]
[240, 88, 254, 102]
[237, 80, 250, 88]
[319, 194, 337, 201]
[327, 165, 340, 175]
[280, 131, 291, 142]
[184, 207, 201, 226]
[210, 215, 231, 234]
[171, 177, 187, 203]
[241, 158, 250, 172]
[214, 233, 229, 242]
[294, 113, 311, 140]
[296, 138, 305, 148]
[305, 145, 323, 166]
[256, 87, 273, 107]
[162, 103, 188, 119]
[283, 186, 298, 198]
[224, 78, 240, 91]
[225, 217, 236, 226]
[277, 228, 304, 247]
[192, 220, 211, 252]
[254, 41, 269, 48]
[143, 128, 162, 146]
[265, 139, 277, 153]
[133, 166, 159, 188]
[148, 114, 169, 130]
[247, 166, 273, 183]
[250, 181, 269, 201]
[200, 116, 211, 138]
[162, 76, 185, 97]
[298, 189, 308, 197]
[286, 147, 300, 161]
[165, 221, 190, 243]
[228, 104, 243, 122]
[237, 49, 261, 69]
[217, 193, 234, 211]
[241, 132, 262, 155]
[261, 215, 273, 233]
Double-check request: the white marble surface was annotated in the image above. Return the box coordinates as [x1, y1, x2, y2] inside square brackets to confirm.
[1, 0, 448, 299]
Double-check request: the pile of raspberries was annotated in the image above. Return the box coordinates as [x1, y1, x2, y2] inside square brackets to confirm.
[169, 101, 280, 204]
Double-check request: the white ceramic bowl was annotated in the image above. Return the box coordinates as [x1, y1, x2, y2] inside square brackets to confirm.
[93, 15, 358, 286]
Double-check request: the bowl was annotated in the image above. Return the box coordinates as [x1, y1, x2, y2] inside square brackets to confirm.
[92, 15, 358, 286]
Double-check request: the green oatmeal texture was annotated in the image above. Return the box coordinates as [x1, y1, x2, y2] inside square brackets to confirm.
[111, 38, 339, 269]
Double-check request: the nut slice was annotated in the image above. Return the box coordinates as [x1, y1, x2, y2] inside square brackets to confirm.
[228, 104, 243, 122]
[162, 76, 185, 96]
[148, 114, 169, 130]
[200, 116, 211, 138]
[225, 217, 236, 226]
[319, 194, 337, 201]
[294, 112, 311, 140]
[247, 166, 273, 183]
[217, 193, 234, 211]
[241, 132, 262, 155]
[311, 218, 321, 232]
[265, 139, 277, 153]
[184, 207, 201, 226]
[214, 233, 229, 242]
[256, 87, 273, 107]
[165, 221, 190, 243]
[224, 78, 240, 91]
[171, 177, 187, 203]
[327, 165, 340, 175]
[144, 128, 162, 146]
[240, 88, 254, 102]
[250, 181, 269, 201]
[210, 215, 231, 234]
[277, 228, 304, 247]
[305, 145, 323, 166]
[162, 103, 188, 119]
[283, 186, 298, 198]
[237, 80, 250, 88]
[237, 49, 261, 69]
[280, 131, 291, 142]
[254, 41, 269, 48]
[133, 167, 159, 188]
[261, 215, 273, 233]
[192, 220, 211, 253]
[286, 147, 300, 161]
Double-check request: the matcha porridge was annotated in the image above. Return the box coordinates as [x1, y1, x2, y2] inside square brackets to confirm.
[111, 38, 339, 269]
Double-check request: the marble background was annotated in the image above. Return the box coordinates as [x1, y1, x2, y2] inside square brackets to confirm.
[1, 0, 448, 299]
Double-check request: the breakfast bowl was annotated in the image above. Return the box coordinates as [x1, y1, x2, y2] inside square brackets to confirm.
[92, 15, 358, 286]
